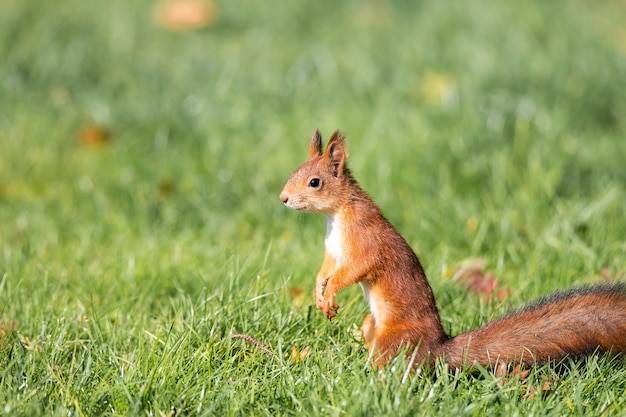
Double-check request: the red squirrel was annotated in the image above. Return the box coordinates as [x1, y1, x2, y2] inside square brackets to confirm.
[279, 129, 626, 370]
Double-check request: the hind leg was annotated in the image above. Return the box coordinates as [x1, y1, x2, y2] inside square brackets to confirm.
[364, 322, 431, 367]
[361, 317, 404, 366]
[362, 314, 390, 366]
[361, 314, 376, 349]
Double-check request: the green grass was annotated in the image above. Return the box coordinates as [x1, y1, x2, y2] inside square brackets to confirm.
[1, 0, 626, 415]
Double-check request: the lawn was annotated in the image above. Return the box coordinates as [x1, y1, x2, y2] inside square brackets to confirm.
[1, 0, 626, 415]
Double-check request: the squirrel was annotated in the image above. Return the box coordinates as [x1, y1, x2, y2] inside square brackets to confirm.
[279, 129, 626, 370]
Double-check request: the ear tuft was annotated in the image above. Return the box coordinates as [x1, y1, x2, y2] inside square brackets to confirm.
[325, 130, 347, 177]
[309, 130, 323, 158]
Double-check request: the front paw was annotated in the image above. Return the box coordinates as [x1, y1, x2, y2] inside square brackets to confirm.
[322, 295, 339, 320]
[315, 277, 328, 310]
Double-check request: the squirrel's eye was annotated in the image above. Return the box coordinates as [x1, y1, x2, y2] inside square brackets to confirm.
[308, 178, 321, 188]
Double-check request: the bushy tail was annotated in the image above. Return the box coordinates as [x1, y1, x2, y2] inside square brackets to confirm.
[438, 284, 626, 370]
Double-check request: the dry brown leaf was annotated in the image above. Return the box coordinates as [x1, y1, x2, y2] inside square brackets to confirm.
[494, 361, 555, 399]
[454, 258, 497, 297]
[79, 124, 110, 146]
[154, 0, 218, 31]
[468, 270, 498, 296]
[494, 361, 508, 380]
[523, 377, 554, 400]
[0, 321, 17, 346]
[286, 285, 307, 306]
[496, 287, 512, 301]
[510, 364, 531, 381]
[288, 286, 304, 299]
[453, 258, 510, 300]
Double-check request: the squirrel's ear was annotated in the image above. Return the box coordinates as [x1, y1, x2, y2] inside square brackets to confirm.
[309, 130, 323, 158]
[325, 130, 347, 178]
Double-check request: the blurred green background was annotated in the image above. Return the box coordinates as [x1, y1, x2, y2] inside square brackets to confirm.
[1, 0, 625, 414]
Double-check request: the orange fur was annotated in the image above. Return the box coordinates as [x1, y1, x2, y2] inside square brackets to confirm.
[280, 130, 626, 370]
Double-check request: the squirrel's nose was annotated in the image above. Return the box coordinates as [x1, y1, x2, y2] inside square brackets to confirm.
[280, 192, 289, 204]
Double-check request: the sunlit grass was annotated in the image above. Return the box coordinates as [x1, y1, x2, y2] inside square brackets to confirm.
[1, 0, 625, 415]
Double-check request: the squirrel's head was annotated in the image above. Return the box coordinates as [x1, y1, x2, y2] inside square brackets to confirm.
[280, 130, 349, 214]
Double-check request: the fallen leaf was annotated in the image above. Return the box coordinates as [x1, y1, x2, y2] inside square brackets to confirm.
[288, 286, 304, 298]
[468, 270, 498, 296]
[496, 287, 512, 301]
[453, 258, 510, 300]
[494, 361, 508, 380]
[154, 0, 218, 31]
[0, 321, 17, 346]
[287, 285, 307, 306]
[79, 124, 110, 146]
[510, 364, 531, 381]
[291, 345, 310, 362]
[523, 376, 554, 400]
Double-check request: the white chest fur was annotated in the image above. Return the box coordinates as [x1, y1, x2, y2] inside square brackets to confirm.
[360, 282, 387, 323]
[324, 214, 343, 263]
